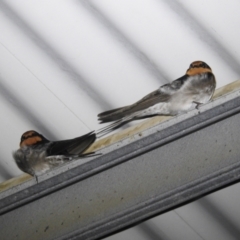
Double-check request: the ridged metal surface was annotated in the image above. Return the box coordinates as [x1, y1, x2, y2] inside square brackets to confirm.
[1, 1, 240, 239]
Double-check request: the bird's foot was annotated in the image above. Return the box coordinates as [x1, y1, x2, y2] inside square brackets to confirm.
[193, 101, 203, 110]
[35, 175, 39, 183]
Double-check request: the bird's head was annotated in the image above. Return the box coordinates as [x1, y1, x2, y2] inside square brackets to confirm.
[186, 61, 212, 76]
[20, 130, 49, 148]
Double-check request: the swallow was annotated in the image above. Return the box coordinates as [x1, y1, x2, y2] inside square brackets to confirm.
[13, 130, 98, 179]
[97, 61, 216, 134]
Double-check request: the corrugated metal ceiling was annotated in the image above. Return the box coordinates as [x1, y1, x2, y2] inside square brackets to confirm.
[1, 0, 240, 239]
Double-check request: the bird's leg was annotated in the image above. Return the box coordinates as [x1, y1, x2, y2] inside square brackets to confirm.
[193, 101, 203, 110]
[35, 175, 39, 183]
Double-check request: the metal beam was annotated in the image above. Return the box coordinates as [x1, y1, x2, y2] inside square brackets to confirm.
[1, 82, 240, 240]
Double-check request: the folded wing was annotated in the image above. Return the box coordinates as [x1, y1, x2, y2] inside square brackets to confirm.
[98, 75, 188, 123]
[46, 131, 96, 157]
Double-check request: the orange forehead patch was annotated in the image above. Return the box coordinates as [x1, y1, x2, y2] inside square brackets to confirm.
[191, 61, 203, 67]
[20, 136, 42, 147]
[186, 67, 212, 76]
[22, 130, 36, 138]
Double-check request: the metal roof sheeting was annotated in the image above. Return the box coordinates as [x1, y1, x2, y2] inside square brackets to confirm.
[0, 1, 240, 239]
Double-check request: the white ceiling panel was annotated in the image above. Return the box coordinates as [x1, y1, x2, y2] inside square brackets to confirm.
[0, 0, 239, 239]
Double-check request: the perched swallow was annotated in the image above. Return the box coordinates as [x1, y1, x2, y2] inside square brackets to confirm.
[13, 130, 98, 178]
[98, 61, 216, 134]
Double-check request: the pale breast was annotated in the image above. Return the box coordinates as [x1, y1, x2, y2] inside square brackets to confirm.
[13, 147, 49, 176]
[171, 73, 215, 108]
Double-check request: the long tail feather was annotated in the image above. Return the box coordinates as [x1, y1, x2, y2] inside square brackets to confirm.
[98, 106, 132, 123]
[98, 107, 124, 118]
[64, 151, 101, 160]
[96, 119, 125, 137]
[96, 114, 137, 137]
